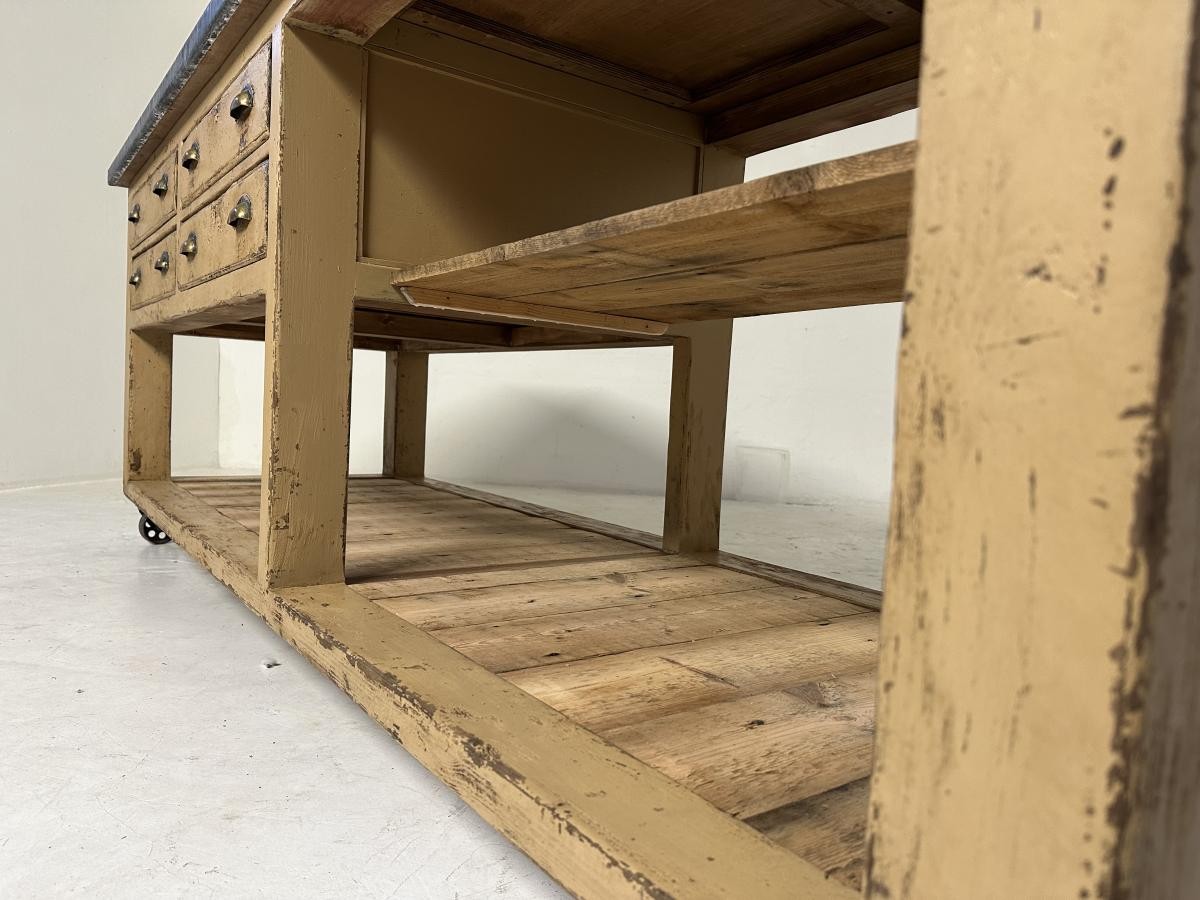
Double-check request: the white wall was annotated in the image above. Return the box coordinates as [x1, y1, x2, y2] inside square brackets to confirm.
[0, 0, 912, 505]
[0, 0, 215, 488]
[212, 112, 916, 503]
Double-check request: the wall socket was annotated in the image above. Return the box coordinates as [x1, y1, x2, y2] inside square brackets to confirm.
[731, 445, 790, 502]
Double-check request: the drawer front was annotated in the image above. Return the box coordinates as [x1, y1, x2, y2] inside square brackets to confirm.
[178, 159, 269, 289]
[128, 229, 177, 309]
[127, 147, 176, 248]
[179, 41, 271, 206]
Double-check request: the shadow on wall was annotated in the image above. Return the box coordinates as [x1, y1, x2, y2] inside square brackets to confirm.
[427, 386, 669, 495]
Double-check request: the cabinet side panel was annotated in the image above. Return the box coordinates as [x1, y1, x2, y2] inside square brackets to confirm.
[361, 50, 701, 266]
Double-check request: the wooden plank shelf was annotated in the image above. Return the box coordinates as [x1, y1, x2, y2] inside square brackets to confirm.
[149, 475, 879, 893]
[392, 142, 914, 322]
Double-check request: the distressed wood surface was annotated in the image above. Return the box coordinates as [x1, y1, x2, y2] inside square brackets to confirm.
[128, 230, 178, 309]
[257, 26, 361, 589]
[287, 0, 416, 42]
[747, 778, 870, 891]
[112, 0, 921, 189]
[404, 0, 919, 152]
[392, 143, 913, 322]
[398, 287, 668, 336]
[130, 477, 863, 898]
[382, 350, 428, 478]
[178, 40, 272, 206]
[663, 320, 733, 552]
[123, 330, 172, 482]
[184, 475, 879, 854]
[178, 159, 269, 289]
[127, 145, 177, 250]
[868, 1, 1200, 898]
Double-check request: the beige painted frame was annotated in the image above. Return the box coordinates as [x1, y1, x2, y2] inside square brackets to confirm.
[867, 2, 1200, 897]
[118, 1, 1200, 897]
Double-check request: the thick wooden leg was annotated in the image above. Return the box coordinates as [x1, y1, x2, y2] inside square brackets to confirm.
[662, 319, 733, 553]
[124, 328, 172, 483]
[382, 350, 428, 478]
[257, 26, 363, 589]
[868, 2, 1200, 897]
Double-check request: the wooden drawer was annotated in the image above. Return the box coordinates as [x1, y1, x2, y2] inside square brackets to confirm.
[126, 147, 176, 248]
[177, 159, 268, 289]
[178, 41, 271, 206]
[128, 229, 177, 309]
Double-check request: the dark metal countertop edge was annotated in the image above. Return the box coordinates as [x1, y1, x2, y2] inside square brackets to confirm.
[107, 0, 247, 187]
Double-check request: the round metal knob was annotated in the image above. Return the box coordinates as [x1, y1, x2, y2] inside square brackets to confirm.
[229, 87, 254, 121]
[226, 195, 253, 228]
[182, 142, 200, 171]
[180, 233, 198, 258]
[129, 270, 142, 287]
[152, 173, 169, 197]
[153, 251, 170, 273]
[128, 203, 141, 224]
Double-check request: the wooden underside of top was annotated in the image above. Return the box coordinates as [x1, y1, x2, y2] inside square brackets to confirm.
[111, 0, 920, 186]
[128, 475, 879, 896]
[392, 142, 914, 323]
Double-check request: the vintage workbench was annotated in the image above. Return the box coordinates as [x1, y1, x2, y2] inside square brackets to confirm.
[109, 1, 1199, 896]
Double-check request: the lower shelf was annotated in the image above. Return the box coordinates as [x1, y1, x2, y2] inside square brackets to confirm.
[130, 476, 879, 898]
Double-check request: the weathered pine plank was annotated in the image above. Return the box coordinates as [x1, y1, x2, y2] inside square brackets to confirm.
[437, 588, 861, 672]
[355, 554, 698, 600]
[868, 1, 1200, 897]
[506, 614, 878, 732]
[392, 143, 913, 322]
[605, 673, 875, 819]
[374, 565, 767, 628]
[746, 778, 869, 891]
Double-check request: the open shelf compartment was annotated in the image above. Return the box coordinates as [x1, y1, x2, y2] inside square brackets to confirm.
[391, 142, 914, 323]
[131, 475, 879, 895]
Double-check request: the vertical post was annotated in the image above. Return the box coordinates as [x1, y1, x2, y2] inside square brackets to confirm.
[868, 2, 1200, 898]
[661, 146, 744, 554]
[124, 328, 172, 483]
[258, 26, 363, 589]
[662, 319, 733, 553]
[382, 350, 428, 478]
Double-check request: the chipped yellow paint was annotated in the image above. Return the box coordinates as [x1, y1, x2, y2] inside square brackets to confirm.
[868, 1, 1200, 897]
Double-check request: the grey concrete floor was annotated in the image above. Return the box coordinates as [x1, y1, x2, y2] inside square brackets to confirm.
[1, 479, 887, 897]
[0, 481, 562, 899]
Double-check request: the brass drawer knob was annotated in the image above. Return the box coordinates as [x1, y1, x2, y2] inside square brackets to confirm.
[128, 203, 141, 224]
[227, 195, 253, 228]
[152, 173, 170, 197]
[229, 87, 254, 121]
[129, 270, 142, 287]
[180, 233, 198, 258]
[182, 142, 200, 171]
[153, 251, 170, 273]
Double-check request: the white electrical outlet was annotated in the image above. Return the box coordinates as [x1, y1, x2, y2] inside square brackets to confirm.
[732, 446, 790, 502]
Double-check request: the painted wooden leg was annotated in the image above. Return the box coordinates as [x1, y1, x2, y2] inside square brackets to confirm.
[867, 2, 1200, 897]
[662, 319, 733, 553]
[382, 350, 428, 478]
[257, 26, 363, 589]
[124, 328, 172, 483]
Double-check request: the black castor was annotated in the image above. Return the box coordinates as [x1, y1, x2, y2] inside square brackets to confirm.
[138, 514, 172, 545]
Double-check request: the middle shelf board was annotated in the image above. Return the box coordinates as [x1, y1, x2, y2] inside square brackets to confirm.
[391, 142, 914, 324]
[182, 308, 671, 353]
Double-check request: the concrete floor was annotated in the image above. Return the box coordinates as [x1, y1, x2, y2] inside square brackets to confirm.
[0, 481, 562, 899]
[0, 479, 887, 897]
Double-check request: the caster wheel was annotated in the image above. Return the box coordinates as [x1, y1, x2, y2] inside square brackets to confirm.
[138, 514, 172, 545]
